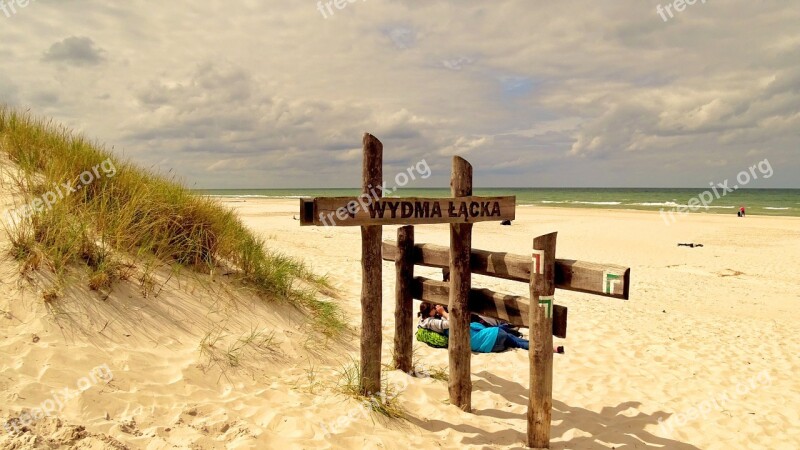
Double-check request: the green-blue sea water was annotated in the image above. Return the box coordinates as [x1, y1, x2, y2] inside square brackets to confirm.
[194, 188, 800, 217]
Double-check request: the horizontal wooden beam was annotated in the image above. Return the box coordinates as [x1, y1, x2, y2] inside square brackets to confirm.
[300, 196, 515, 226]
[411, 277, 567, 338]
[383, 241, 630, 300]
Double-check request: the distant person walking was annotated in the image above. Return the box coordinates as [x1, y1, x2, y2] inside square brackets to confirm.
[739, 206, 746, 217]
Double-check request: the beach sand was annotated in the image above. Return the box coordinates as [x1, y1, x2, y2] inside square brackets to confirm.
[1, 195, 799, 449]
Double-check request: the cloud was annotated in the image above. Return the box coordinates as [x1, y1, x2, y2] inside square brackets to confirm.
[439, 136, 491, 156]
[0, 74, 19, 105]
[442, 57, 474, 71]
[42, 37, 105, 66]
[384, 26, 417, 49]
[0, 0, 796, 188]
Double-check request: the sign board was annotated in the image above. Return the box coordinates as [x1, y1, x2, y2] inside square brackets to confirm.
[300, 196, 516, 226]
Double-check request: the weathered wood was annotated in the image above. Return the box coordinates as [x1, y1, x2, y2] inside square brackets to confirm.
[528, 232, 557, 448]
[299, 196, 516, 226]
[448, 156, 473, 412]
[411, 277, 567, 338]
[393, 226, 415, 373]
[360, 133, 383, 396]
[382, 241, 630, 300]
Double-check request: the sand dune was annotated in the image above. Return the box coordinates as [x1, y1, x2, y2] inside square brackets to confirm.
[2, 194, 799, 449]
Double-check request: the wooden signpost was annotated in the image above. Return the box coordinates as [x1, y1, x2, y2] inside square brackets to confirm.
[300, 133, 515, 399]
[299, 133, 631, 449]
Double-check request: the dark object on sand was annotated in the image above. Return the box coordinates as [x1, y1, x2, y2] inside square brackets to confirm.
[555, 346, 565, 354]
[678, 243, 704, 248]
[501, 220, 512, 226]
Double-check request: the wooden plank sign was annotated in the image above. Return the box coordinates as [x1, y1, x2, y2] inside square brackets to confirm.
[300, 196, 516, 226]
[382, 241, 631, 300]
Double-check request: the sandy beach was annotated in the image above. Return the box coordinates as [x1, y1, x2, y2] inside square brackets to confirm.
[4, 0, 800, 445]
[4, 1, 799, 447]
[2, 195, 798, 449]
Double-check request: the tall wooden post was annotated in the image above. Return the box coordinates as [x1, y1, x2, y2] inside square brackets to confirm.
[393, 225, 415, 373]
[360, 133, 383, 395]
[528, 232, 557, 448]
[448, 156, 473, 411]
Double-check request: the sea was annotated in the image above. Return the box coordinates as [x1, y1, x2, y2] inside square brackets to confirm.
[194, 188, 800, 217]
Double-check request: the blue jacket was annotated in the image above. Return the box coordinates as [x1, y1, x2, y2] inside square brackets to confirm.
[469, 323, 500, 353]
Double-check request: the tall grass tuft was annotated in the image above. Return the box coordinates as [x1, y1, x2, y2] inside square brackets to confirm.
[336, 358, 405, 419]
[0, 107, 344, 334]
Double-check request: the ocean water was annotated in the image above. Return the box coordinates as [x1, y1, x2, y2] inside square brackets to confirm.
[194, 188, 800, 217]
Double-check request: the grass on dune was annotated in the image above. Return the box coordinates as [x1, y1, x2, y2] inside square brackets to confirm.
[0, 107, 345, 336]
[337, 359, 405, 419]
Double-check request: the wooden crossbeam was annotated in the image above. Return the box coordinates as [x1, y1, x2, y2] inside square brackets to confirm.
[382, 241, 630, 300]
[300, 196, 515, 226]
[411, 277, 568, 338]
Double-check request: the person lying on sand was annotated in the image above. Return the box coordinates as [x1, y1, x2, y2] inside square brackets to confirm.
[471, 313, 524, 337]
[417, 302, 564, 353]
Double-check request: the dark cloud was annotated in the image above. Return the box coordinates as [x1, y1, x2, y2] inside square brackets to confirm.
[42, 37, 105, 66]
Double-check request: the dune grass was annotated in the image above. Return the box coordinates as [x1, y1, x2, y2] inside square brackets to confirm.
[0, 107, 344, 336]
[336, 359, 405, 419]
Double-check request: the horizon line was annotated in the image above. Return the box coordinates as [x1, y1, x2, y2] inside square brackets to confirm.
[191, 186, 800, 190]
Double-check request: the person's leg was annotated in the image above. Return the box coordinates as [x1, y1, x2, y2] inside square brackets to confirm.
[499, 323, 523, 337]
[496, 328, 563, 353]
[504, 332, 529, 350]
[504, 332, 563, 353]
[491, 330, 508, 352]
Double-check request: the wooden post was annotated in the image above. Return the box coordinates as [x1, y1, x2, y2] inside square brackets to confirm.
[360, 133, 383, 396]
[448, 156, 473, 411]
[393, 225, 415, 373]
[528, 232, 557, 448]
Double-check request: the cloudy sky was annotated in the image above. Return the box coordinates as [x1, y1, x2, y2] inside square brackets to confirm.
[2, 1, 798, 188]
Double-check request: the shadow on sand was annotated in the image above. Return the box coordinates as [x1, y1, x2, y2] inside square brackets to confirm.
[406, 370, 701, 449]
